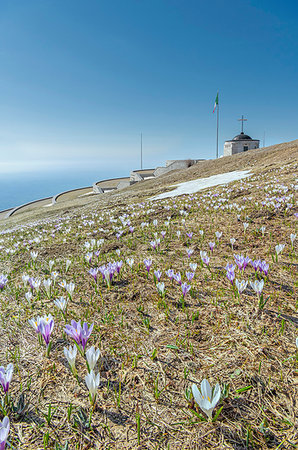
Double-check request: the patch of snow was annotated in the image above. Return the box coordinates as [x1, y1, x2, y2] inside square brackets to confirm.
[151, 170, 251, 200]
[43, 203, 53, 208]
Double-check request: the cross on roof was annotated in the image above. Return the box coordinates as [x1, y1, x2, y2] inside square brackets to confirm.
[238, 115, 247, 133]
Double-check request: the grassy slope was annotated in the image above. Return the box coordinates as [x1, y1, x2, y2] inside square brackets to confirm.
[0, 141, 297, 449]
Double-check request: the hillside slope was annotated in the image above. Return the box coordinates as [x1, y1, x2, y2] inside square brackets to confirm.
[0, 141, 297, 449]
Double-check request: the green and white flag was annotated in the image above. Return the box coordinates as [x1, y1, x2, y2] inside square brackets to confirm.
[213, 93, 218, 113]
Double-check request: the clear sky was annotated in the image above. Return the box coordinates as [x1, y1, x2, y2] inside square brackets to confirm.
[0, 0, 297, 176]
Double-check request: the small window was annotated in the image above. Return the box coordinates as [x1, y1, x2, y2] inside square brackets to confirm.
[243, 145, 248, 152]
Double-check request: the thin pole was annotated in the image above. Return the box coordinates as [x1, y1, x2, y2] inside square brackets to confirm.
[216, 96, 219, 158]
[141, 133, 143, 169]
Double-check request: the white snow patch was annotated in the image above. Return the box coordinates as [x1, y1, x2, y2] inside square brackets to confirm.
[43, 203, 53, 208]
[151, 170, 251, 200]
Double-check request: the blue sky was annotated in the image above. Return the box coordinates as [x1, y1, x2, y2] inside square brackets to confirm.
[0, 0, 297, 175]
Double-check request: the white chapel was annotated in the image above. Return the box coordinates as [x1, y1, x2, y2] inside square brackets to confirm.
[224, 116, 259, 157]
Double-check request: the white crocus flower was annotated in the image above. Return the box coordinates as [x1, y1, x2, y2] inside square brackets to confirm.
[25, 291, 33, 304]
[290, 233, 296, 246]
[43, 279, 52, 297]
[260, 226, 266, 236]
[126, 258, 134, 268]
[54, 296, 67, 311]
[243, 222, 249, 232]
[189, 263, 197, 272]
[48, 260, 55, 271]
[275, 244, 285, 255]
[156, 282, 165, 296]
[296, 337, 298, 349]
[230, 238, 236, 250]
[85, 370, 100, 402]
[64, 345, 77, 373]
[86, 346, 101, 371]
[235, 279, 248, 294]
[65, 260, 72, 273]
[30, 251, 38, 261]
[215, 231, 222, 240]
[66, 282, 75, 296]
[192, 379, 221, 419]
[250, 279, 264, 296]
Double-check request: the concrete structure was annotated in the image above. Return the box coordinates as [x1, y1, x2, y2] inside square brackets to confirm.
[154, 159, 203, 177]
[224, 132, 259, 156]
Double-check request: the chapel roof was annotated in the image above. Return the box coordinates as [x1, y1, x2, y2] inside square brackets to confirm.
[232, 132, 252, 141]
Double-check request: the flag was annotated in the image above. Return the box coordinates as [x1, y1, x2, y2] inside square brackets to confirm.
[213, 93, 218, 113]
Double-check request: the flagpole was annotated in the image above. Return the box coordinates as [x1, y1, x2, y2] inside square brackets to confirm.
[216, 93, 219, 159]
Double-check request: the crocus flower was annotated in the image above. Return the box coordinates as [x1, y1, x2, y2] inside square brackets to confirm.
[54, 296, 67, 311]
[65, 259, 72, 272]
[275, 244, 285, 255]
[39, 317, 54, 346]
[260, 226, 266, 236]
[0, 416, 10, 449]
[174, 272, 182, 285]
[65, 320, 82, 346]
[144, 258, 152, 273]
[154, 270, 162, 282]
[187, 248, 194, 258]
[209, 242, 215, 252]
[215, 231, 222, 240]
[226, 264, 235, 285]
[0, 275, 8, 290]
[230, 238, 236, 250]
[25, 292, 32, 303]
[250, 279, 264, 296]
[186, 272, 194, 282]
[235, 279, 248, 294]
[290, 233, 296, 247]
[126, 258, 134, 268]
[243, 222, 249, 232]
[156, 282, 165, 297]
[85, 370, 100, 404]
[165, 269, 174, 280]
[66, 282, 75, 296]
[88, 268, 98, 282]
[259, 261, 269, 276]
[181, 282, 191, 298]
[30, 251, 38, 260]
[0, 364, 13, 394]
[80, 322, 94, 351]
[192, 379, 221, 419]
[64, 345, 77, 374]
[189, 263, 197, 272]
[86, 346, 101, 372]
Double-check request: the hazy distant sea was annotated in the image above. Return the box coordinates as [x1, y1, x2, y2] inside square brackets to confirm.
[0, 169, 122, 211]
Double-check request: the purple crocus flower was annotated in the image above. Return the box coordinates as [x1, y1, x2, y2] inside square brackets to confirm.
[154, 270, 162, 282]
[144, 258, 153, 273]
[209, 242, 215, 252]
[0, 275, 8, 290]
[260, 260, 269, 276]
[65, 320, 82, 346]
[165, 269, 174, 280]
[251, 259, 261, 272]
[0, 364, 13, 394]
[186, 271, 194, 282]
[115, 260, 123, 274]
[39, 319, 54, 346]
[187, 249, 194, 258]
[0, 416, 10, 449]
[225, 264, 236, 285]
[174, 272, 182, 285]
[89, 268, 98, 282]
[80, 322, 94, 350]
[186, 232, 193, 240]
[234, 254, 251, 272]
[181, 282, 191, 298]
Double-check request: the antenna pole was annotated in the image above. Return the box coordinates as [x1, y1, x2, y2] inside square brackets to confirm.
[141, 133, 143, 169]
[216, 96, 219, 158]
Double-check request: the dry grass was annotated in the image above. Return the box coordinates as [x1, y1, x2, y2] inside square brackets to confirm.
[0, 141, 297, 449]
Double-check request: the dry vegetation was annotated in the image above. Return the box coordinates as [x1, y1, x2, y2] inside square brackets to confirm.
[0, 141, 297, 449]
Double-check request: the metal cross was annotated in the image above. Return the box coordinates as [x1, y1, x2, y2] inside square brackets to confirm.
[238, 115, 247, 133]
